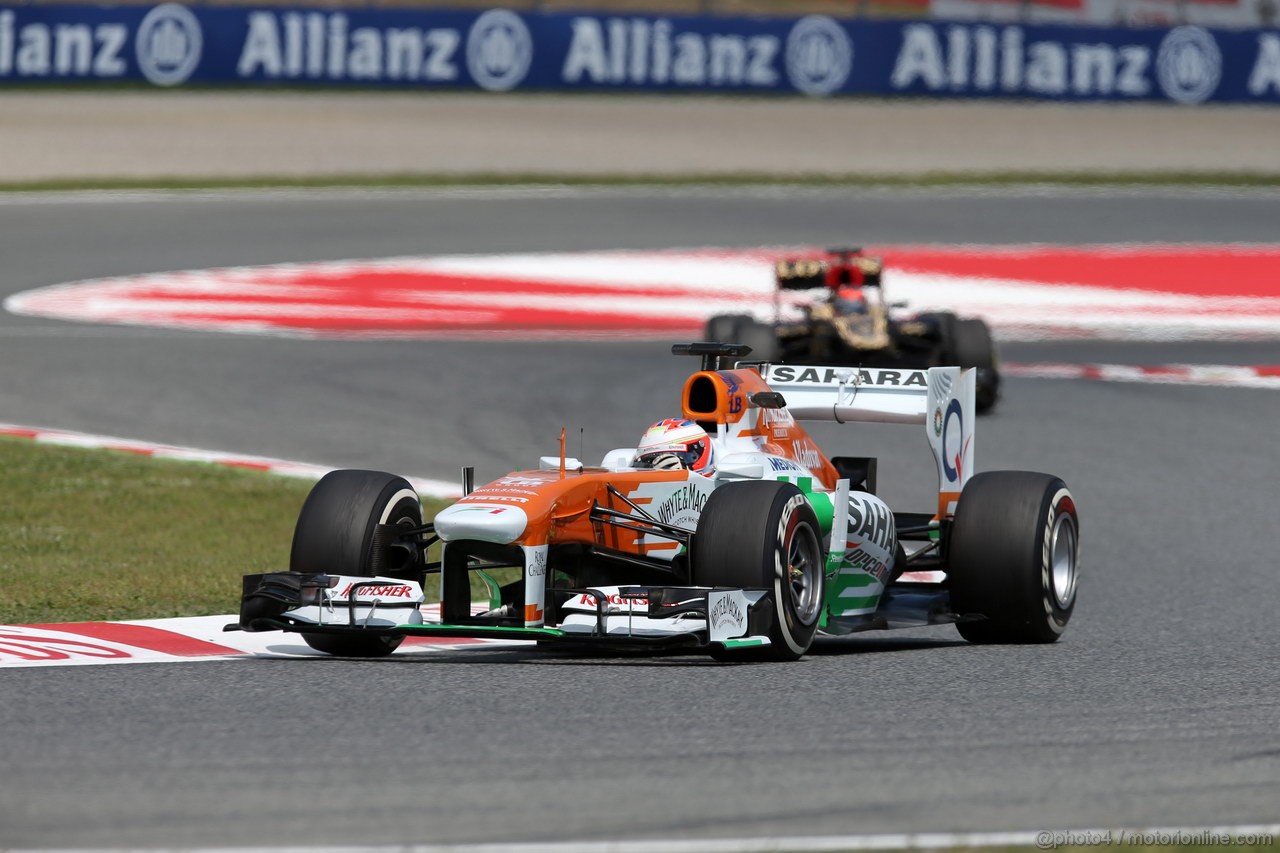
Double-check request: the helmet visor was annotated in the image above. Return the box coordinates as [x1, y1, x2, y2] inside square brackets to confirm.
[634, 438, 708, 470]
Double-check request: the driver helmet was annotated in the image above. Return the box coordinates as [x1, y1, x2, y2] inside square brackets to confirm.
[835, 285, 868, 313]
[632, 418, 715, 475]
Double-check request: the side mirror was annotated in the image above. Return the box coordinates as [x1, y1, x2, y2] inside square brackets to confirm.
[749, 391, 787, 409]
[599, 448, 637, 470]
[539, 456, 583, 472]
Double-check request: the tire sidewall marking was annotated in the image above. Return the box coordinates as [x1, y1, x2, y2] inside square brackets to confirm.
[1040, 487, 1077, 633]
[773, 493, 821, 654]
[378, 487, 421, 526]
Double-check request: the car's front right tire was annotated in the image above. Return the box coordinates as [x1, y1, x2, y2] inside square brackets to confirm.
[290, 469, 424, 657]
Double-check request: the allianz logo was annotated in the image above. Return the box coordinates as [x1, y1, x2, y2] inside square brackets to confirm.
[563, 17, 779, 87]
[0, 10, 128, 79]
[237, 8, 532, 91]
[891, 22, 1230, 103]
[562, 14, 853, 95]
[0, 2, 200, 86]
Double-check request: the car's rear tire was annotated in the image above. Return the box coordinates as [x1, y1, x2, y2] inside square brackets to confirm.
[290, 469, 423, 657]
[738, 318, 780, 362]
[948, 471, 1079, 644]
[919, 311, 958, 360]
[693, 481, 825, 661]
[704, 313, 752, 344]
[954, 318, 1001, 414]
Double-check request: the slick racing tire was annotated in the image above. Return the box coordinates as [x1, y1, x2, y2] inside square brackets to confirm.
[954, 318, 1001, 414]
[704, 313, 752, 345]
[290, 469, 424, 657]
[737, 319, 780, 363]
[918, 311, 959, 363]
[948, 471, 1079, 644]
[693, 481, 825, 661]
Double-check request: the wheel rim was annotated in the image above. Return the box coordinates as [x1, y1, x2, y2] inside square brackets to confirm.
[1049, 513, 1078, 610]
[786, 523, 824, 623]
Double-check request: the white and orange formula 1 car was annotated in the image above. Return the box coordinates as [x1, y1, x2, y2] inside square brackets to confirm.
[232, 344, 1080, 662]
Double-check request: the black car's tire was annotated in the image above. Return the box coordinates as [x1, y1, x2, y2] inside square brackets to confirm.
[948, 471, 1080, 644]
[693, 481, 825, 661]
[954, 318, 1001, 414]
[290, 469, 423, 657]
[738, 318, 780, 362]
[704, 313, 752, 344]
[919, 311, 959, 359]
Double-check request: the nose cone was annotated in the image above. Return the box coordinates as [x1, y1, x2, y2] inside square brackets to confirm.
[433, 502, 529, 545]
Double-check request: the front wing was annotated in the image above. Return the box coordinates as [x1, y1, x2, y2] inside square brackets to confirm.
[230, 572, 775, 654]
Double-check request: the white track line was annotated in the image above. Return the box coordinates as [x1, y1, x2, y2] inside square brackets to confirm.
[3, 184, 1280, 208]
[1004, 362, 1280, 390]
[0, 423, 461, 498]
[12, 824, 1280, 853]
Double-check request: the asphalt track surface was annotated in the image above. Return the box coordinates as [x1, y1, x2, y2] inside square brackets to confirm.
[2, 187, 1279, 848]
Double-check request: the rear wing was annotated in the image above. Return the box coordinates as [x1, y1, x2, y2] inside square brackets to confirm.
[756, 363, 975, 518]
[775, 252, 883, 290]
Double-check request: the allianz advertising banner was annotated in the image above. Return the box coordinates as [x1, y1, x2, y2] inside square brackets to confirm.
[1, 3, 1279, 103]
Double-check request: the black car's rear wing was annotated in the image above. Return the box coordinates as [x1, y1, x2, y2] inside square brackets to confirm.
[775, 249, 883, 290]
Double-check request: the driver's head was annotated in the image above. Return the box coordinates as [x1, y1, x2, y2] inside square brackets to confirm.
[835, 285, 867, 312]
[631, 418, 715, 475]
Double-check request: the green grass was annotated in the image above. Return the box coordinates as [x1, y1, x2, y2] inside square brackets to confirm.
[0, 437, 450, 625]
[3, 170, 1280, 194]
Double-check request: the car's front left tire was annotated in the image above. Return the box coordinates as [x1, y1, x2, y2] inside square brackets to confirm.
[693, 481, 825, 661]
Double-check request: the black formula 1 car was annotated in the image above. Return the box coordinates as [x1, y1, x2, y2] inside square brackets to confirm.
[705, 248, 1001, 413]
